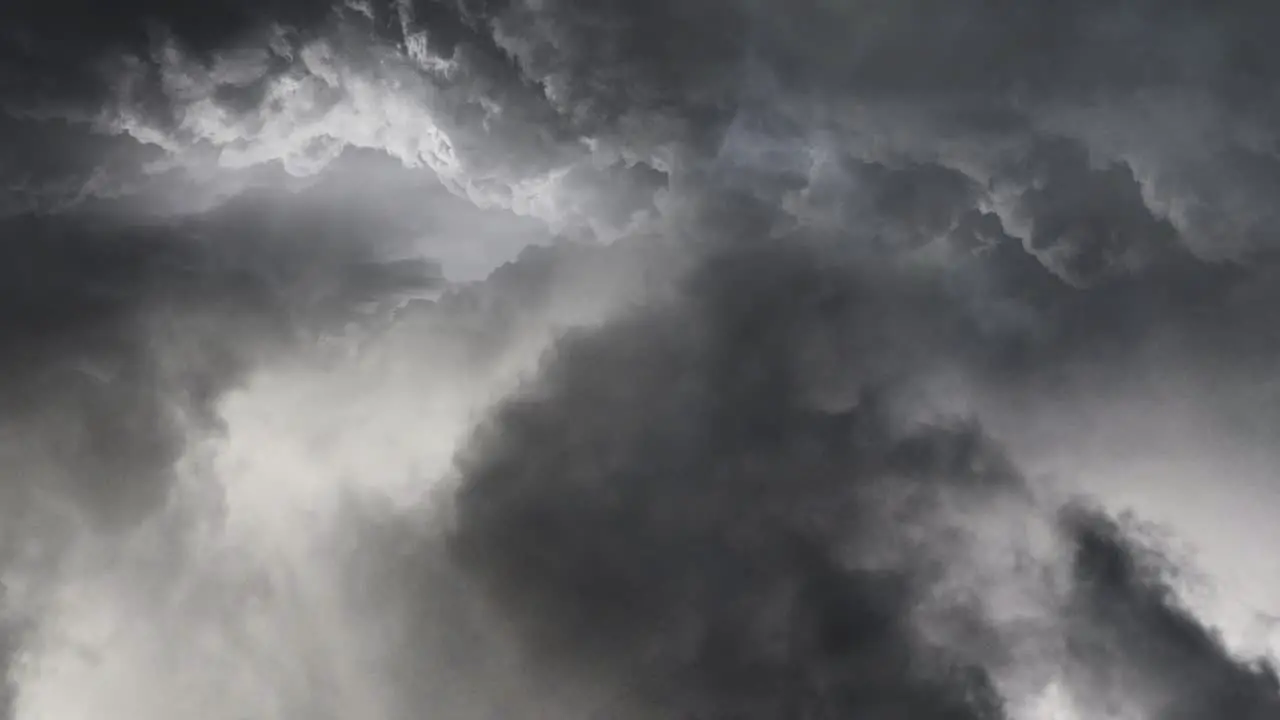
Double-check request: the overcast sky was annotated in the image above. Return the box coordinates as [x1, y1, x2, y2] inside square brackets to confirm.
[3, 1, 1280, 719]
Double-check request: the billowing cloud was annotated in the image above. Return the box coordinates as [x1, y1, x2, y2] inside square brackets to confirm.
[4, 1, 1280, 719]
[435, 225, 1279, 718]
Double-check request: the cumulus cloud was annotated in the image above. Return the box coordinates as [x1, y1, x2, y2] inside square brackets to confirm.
[439, 225, 1275, 717]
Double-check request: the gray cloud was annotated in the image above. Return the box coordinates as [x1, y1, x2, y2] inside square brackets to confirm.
[5, 1, 1280, 718]
[1062, 507, 1280, 719]
[448, 238, 1009, 718]
[14, 0, 1280, 265]
[0, 189, 442, 533]
[442, 228, 1279, 718]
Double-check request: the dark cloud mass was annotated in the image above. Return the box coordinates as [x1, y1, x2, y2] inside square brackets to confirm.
[3, 1, 1280, 719]
[446, 230, 1280, 719]
[451, 240, 1015, 719]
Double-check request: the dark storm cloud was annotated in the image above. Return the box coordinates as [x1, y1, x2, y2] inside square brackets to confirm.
[0, 180, 446, 718]
[1062, 507, 1280, 719]
[388, 0, 1280, 260]
[0, 614, 12, 720]
[5, 0, 1280, 718]
[437, 221, 1279, 717]
[11, 0, 1280, 263]
[448, 240, 1004, 719]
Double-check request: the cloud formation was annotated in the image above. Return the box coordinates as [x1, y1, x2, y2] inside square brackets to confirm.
[4, 1, 1280, 719]
[12, 0, 1272, 264]
[445, 225, 1280, 718]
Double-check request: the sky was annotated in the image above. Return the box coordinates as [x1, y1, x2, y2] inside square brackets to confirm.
[3, 1, 1280, 718]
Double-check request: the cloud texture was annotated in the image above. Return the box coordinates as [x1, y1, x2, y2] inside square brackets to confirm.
[4, 1, 1280, 719]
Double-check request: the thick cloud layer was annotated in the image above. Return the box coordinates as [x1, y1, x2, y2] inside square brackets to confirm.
[5, 1, 1280, 719]
[0, 191, 446, 527]
[444, 229, 1280, 718]
[10, 0, 1278, 260]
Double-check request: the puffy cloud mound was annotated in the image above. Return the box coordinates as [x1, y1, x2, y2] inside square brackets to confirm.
[9, 0, 1273, 266]
[441, 230, 1280, 718]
